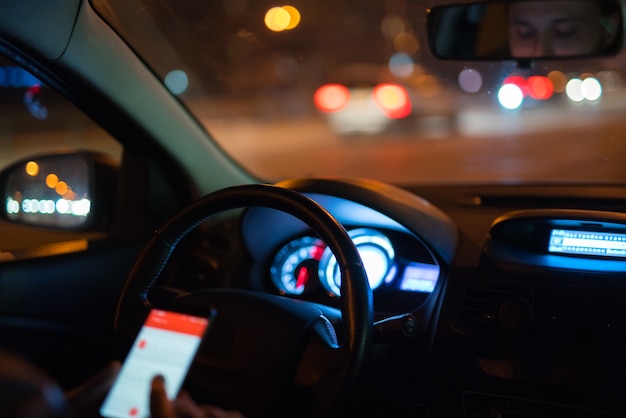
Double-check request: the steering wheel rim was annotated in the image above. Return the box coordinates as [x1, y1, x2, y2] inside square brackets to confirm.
[114, 184, 373, 417]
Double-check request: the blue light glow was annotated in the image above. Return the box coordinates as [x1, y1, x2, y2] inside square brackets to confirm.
[164, 70, 189, 95]
[399, 262, 439, 293]
[0, 66, 41, 88]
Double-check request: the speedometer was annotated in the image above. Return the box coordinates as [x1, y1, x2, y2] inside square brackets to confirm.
[270, 236, 326, 295]
[319, 228, 395, 296]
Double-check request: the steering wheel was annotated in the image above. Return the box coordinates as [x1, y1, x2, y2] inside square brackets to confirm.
[114, 184, 373, 417]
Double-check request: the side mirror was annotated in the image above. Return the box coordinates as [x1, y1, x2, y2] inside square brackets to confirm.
[1, 151, 118, 230]
[428, 0, 623, 61]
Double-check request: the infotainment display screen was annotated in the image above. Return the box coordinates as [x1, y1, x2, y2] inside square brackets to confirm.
[548, 229, 626, 258]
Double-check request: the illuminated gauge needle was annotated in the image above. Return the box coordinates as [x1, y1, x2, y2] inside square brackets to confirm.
[296, 266, 309, 290]
[271, 236, 325, 295]
[312, 244, 325, 260]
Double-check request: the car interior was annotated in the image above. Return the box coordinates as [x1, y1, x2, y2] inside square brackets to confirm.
[1, 0, 625, 417]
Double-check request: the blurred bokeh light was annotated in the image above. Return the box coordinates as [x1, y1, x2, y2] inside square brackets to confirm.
[458, 69, 482, 93]
[265, 6, 301, 32]
[498, 84, 524, 110]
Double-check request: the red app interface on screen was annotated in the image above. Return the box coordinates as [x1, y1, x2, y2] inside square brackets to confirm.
[100, 309, 209, 418]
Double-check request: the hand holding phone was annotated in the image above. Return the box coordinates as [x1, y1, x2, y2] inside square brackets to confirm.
[99, 308, 212, 418]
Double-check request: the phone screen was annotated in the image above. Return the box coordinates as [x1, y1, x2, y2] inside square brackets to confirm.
[100, 308, 212, 418]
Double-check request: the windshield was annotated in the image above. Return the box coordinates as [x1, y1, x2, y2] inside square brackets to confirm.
[92, 0, 626, 185]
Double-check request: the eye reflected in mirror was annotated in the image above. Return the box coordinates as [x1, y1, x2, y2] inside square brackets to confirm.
[1, 152, 117, 230]
[509, 0, 622, 57]
[428, 0, 623, 61]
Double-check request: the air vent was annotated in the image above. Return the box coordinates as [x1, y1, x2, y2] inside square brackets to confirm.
[462, 285, 534, 330]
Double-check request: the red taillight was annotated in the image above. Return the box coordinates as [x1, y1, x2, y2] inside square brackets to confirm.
[503, 75, 554, 100]
[372, 83, 411, 119]
[314, 84, 350, 112]
[527, 76, 554, 100]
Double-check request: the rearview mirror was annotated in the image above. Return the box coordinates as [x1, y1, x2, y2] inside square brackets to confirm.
[428, 0, 623, 61]
[1, 151, 118, 230]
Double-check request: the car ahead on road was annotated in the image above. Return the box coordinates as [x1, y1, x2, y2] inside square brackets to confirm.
[1, 0, 626, 417]
[313, 63, 414, 135]
[313, 63, 456, 136]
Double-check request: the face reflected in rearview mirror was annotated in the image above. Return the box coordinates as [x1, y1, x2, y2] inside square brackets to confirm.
[509, 0, 621, 57]
[428, 0, 623, 61]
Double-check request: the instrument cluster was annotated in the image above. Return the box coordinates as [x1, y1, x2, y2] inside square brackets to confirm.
[269, 227, 440, 299]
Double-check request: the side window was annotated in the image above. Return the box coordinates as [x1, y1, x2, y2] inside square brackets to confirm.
[0, 56, 123, 260]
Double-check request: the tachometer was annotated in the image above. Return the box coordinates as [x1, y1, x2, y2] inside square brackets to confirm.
[319, 228, 395, 296]
[270, 236, 326, 295]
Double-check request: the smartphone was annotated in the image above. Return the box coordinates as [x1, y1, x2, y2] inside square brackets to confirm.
[100, 307, 214, 418]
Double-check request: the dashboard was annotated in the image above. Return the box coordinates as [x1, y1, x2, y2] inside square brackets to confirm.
[189, 181, 626, 417]
[236, 181, 626, 417]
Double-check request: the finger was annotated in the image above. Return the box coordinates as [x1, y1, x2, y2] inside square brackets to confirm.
[150, 375, 175, 418]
